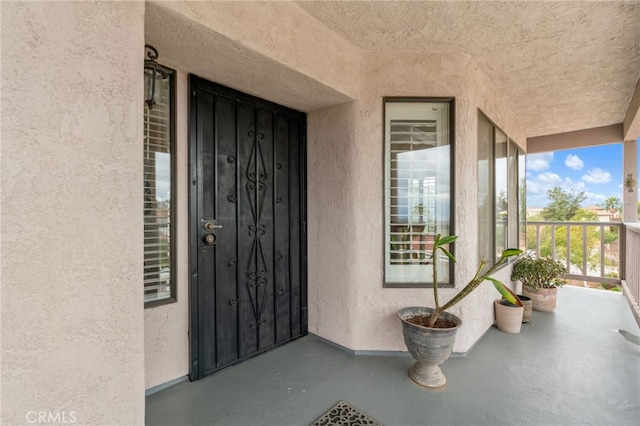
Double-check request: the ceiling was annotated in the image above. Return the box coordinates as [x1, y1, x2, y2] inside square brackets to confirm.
[296, 1, 640, 139]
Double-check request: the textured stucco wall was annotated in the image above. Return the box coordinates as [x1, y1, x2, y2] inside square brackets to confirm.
[307, 102, 360, 348]
[307, 52, 525, 352]
[149, 0, 360, 100]
[145, 1, 359, 113]
[144, 72, 190, 390]
[359, 52, 524, 352]
[1, 2, 145, 424]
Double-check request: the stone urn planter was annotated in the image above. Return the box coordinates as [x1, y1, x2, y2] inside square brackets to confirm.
[396, 234, 522, 389]
[522, 286, 558, 312]
[398, 307, 462, 388]
[494, 300, 524, 333]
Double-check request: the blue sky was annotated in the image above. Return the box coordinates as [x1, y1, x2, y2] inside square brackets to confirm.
[526, 143, 631, 208]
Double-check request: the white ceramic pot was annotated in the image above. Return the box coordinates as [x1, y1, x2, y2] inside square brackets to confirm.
[494, 299, 524, 334]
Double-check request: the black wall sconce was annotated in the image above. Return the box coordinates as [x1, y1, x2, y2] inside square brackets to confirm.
[144, 44, 171, 109]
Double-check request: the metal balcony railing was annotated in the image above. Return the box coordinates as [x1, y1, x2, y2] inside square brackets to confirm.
[526, 220, 640, 327]
[622, 223, 640, 326]
[526, 221, 622, 285]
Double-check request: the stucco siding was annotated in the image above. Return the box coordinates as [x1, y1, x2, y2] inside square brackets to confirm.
[145, 1, 359, 113]
[307, 102, 360, 348]
[1, 2, 145, 424]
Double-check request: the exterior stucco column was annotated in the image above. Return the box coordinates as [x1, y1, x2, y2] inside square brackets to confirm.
[1, 2, 146, 424]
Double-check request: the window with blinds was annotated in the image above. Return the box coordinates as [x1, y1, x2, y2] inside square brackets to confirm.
[384, 100, 453, 287]
[144, 72, 175, 306]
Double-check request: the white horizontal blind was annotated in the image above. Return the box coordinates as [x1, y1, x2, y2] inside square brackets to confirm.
[389, 119, 438, 265]
[144, 77, 172, 304]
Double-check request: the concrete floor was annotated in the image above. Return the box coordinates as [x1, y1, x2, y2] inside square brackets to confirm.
[146, 286, 640, 426]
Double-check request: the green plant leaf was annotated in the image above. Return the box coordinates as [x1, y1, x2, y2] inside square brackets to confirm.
[439, 247, 457, 264]
[436, 235, 458, 247]
[485, 277, 523, 307]
[501, 248, 523, 258]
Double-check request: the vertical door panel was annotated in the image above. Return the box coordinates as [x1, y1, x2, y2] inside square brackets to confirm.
[289, 120, 302, 337]
[237, 103, 255, 307]
[256, 108, 275, 351]
[213, 95, 239, 367]
[274, 115, 292, 343]
[198, 89, 217, 373]
[238, 300, 258, 358]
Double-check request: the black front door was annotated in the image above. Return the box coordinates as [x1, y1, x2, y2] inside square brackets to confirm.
[189, 75, 307, 380]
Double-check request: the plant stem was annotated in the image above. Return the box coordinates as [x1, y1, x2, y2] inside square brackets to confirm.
[433, 252, 440, 311]
[427, 256, 508, 327]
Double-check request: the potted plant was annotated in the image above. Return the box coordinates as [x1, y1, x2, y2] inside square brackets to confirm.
[510, 255, 567, 312]
[517, 294, 533, 322]
[398, 234, 522, 388]
[494, 298, 524, 333]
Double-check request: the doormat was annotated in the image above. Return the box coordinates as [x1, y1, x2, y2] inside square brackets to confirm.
[310, 401, 383, 426]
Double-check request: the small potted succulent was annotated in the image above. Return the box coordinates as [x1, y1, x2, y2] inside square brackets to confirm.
[398, 234, 522, 388]
[510, 255, 567, 312]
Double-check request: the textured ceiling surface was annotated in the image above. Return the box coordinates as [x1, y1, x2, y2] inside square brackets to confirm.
[296, 1, 640, 138]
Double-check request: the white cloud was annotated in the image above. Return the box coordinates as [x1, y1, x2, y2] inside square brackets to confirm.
[526, 152, 553, 172]
[526, 180, 543, 194]
[560, 178, 584, 192]
[564, 154, 584, 170]
[563, 178, 585, 191]
[584, 192, 608, 204]
[582, 168, 612, 184]
[537, 172, 561, 186]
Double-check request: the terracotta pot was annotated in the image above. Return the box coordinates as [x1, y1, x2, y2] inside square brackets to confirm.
[494, 300, 524, 334]
[398, 307, 461, 388]
[518, 295, 533, 322]
[522, 286, 557, 312]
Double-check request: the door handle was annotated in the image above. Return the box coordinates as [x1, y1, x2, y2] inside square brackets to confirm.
[203, 222, 223, 231]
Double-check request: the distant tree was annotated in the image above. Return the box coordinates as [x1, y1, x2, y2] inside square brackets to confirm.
[519, 178, 527, 220]
[573, 209, 598, 222]
[496, 190, 508, 214]
[601, 196, 621, 211]
[541, 187, 587, 221]
[528, 222, 599, 276]
[554, 225, 600, 275]
[600, 196, 621, 214]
